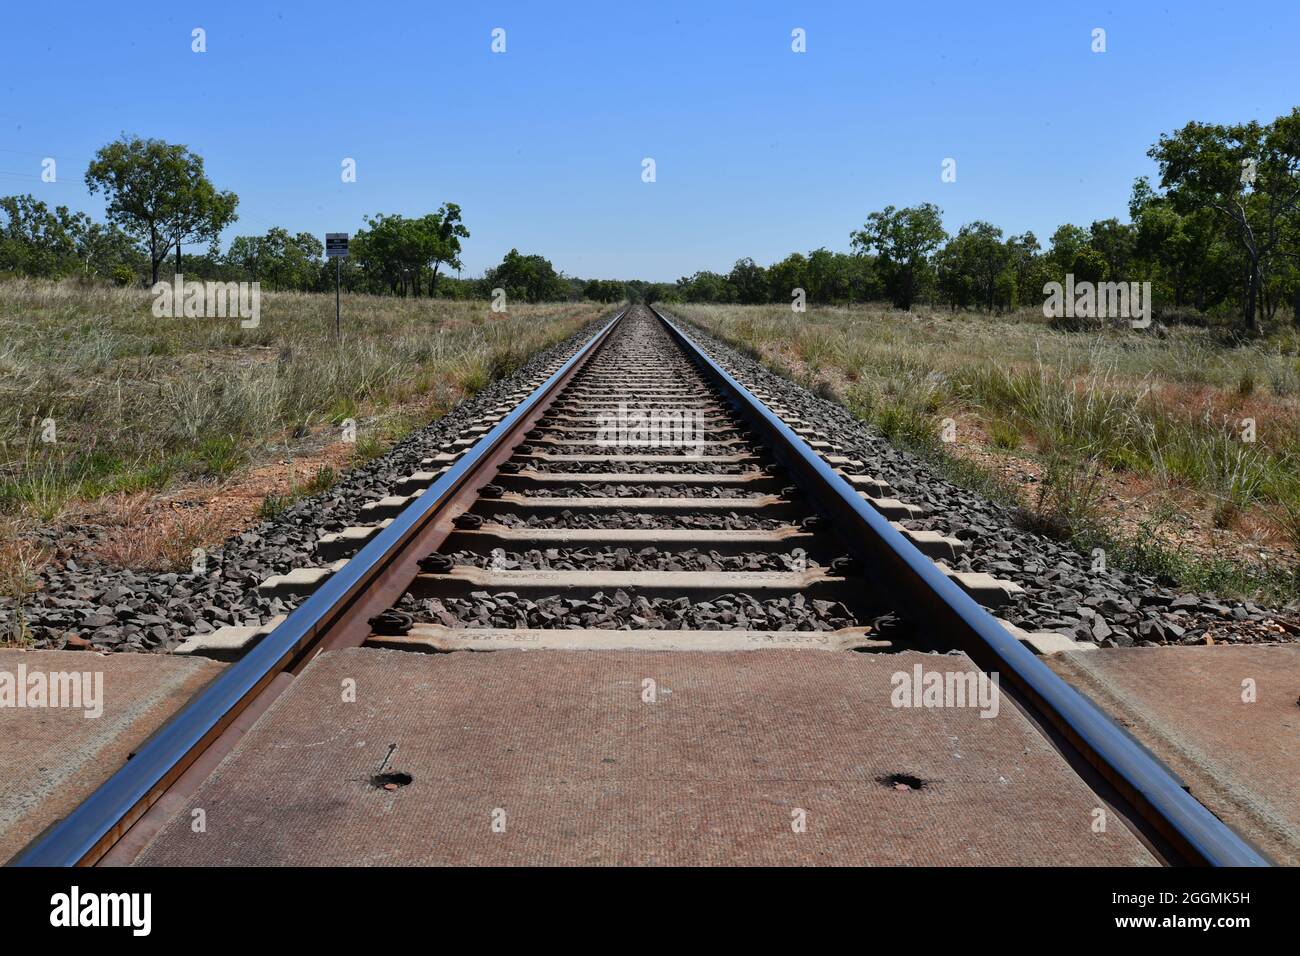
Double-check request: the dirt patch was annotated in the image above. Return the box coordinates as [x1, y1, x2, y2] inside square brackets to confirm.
[56, 428, 363, 572]
[946, 413, 1299, 576]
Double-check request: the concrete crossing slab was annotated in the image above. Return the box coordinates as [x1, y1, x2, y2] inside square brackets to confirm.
[1049, 644, 1300, 865]
[0, 649, 224, 863]
[134, 647, 1156, 866]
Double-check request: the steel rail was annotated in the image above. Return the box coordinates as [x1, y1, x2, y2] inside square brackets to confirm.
[652, 305, 1270, 868]
[10, 307, 627, 867]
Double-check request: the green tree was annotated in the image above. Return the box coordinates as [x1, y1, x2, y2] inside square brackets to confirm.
[348, 208, 468, 297]
[850, 204, 946, 310]
[583, 278, 627, 302]
[676, 270, 732, 303]
[767, 252, 809, 304]
[75, 220, 144, 281]
[1044, 224, 1108, 285]
[224, 229, 323, 290]
[942, 221, 1009, 312]
[265, 228, 323, 290]
[727, 257, 768, 304]
[1148, 109, 1300, 331]
[1006, 231, 1044, 306]
[1130, 177, 1228, 311]
[0, 195, 85, 277]
[483, 248, 567, 303]
[1088, 218, 1137, 280]
[418, 203, 469, 297]
[643, 282, 678, 304]
[225, 234, 265, 281]
[1045, 224, 1089, 278]
[934, 241, 973, 311]
[806, 248, 857, 303]
[84, 136, 238, 284]
[352, 213, 416, 294]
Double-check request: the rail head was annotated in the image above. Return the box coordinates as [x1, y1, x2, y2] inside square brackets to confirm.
[651, 304, 1270, 868]
[9, 307, 628, 868]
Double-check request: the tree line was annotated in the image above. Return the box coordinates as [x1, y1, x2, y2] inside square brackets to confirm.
[0, 134, 644, 303]
[658, 108, 1300, 332]
[5, 111, 1298, 329]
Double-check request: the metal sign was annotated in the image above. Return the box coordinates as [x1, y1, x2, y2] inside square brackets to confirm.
[327, 232, 349, 338]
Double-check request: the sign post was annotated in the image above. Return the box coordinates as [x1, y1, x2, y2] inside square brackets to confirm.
[325, 233, 349, 340]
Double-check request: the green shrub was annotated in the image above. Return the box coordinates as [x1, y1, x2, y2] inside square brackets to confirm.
[987, 419, 1021, 450]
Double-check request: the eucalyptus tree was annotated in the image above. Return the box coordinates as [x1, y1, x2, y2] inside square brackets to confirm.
[85, 136, 238, 283]
[850, 204, 946, 310]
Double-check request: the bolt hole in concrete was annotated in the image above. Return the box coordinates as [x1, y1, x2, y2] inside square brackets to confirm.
[370, 771, 413, 791]
[878, 773, 928, 791]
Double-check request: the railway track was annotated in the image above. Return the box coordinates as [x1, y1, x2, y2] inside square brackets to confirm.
[12, 305, 1269, 867]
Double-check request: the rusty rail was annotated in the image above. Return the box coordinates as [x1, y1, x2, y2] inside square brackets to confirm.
[10, 307, 626, 867]
[652, 304, 1269, 868]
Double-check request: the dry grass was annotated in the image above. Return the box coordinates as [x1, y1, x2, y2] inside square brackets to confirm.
[677, 302, 1300, 603]
[0, 514, 51, 645]
[0, 279, 607, 524]
[82, 493, 230, 571]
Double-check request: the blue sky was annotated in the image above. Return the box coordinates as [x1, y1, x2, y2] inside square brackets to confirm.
[2, 1, 1297, 281]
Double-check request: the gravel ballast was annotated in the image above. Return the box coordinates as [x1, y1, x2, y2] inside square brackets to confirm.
[488, 511, 794, 531]
[401, 590, 861, 632]
[451, 547, 820, 573]
[2, 312, 617, 653]
[662, 308, 1299, 647]
[517, 483, 764, 499]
